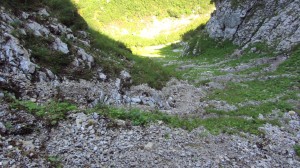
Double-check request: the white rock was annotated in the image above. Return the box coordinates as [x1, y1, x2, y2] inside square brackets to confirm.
[258, 114, 264, 120]
[0, 122, 6, 133]
[20, 59, 35, 74]
[52, 37, 69, 54]
[144, 142, 154, 150]
[131, 97, 141, 103]
[99, 73, 107, 81]
[26, 21, 50, 37]
[115, 119, 126, 127]
[115, 78, 121, 89]
[288, 111, 296, 116]
[46, 69, 55, 80]
[120, 70, 131, 80]
[0, 92, 4, 99]
[21, 12, 30, 19]
[38, 8, 50, 17]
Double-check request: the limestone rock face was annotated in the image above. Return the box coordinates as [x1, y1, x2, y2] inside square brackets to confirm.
[206, 0, 300, 51]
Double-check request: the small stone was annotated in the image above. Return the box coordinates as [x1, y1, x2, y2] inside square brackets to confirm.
[0, 122, 6, 134]
[21, 12, 30, 19]
[20, 59, 36, 74]
[115, 78, 121, 89]
[30, 98, 37, 102]
[0, 92, 4, 99]
[7, 145, 13, 149]
[92, 113, 99, 120]
[115, 119, 126, 127]
[144, 142, 154, 150]
[288, 111, 296, 116]
[99, 73, 107, 81]
[120, 70, 131, 81]
[93, 146, 98, 151]
[250, 47, 257, 53]
[38, 8, 50, 17]
[52, 37, 69, 54]
[131, 97, 141, 104]
[258, 114, 264, 120]
[90, 129, 95, 134]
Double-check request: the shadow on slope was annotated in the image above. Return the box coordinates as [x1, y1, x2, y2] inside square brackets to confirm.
[1, 0, 173, 89]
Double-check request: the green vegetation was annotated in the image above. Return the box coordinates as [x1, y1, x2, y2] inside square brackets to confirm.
[277, 45, 300, 74]
[181, 32, 238, 61]
[23, 34, 74, 75]
[206, 101, 292, 118]
[48, 155, 63, 168]
[208, 77, 296, 104]
[134, 31, 299, 135]
[10, 99, 77, 125]
[74, 0, 215, 47]
[89, 104, 266, 135]
[295, 145, 300, 157]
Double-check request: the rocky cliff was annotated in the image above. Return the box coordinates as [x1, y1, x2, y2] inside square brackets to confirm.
[206, 0, 300, 51]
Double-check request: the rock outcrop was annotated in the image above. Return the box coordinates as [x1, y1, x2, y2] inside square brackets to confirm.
[206, 0, 300, 51]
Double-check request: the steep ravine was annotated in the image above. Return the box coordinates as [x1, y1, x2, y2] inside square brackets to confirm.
[1, 1, 300, 167]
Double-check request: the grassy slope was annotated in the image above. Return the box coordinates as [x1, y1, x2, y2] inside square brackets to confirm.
[73, 0, 214, 47]
[128, 30, 299, 134]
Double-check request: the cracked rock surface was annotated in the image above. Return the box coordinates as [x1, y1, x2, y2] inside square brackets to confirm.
[206, 0, 300, 51]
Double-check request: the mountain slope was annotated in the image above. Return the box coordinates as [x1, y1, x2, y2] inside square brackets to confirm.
[74, 0, 215, 47]
[1, 0, 300, 167]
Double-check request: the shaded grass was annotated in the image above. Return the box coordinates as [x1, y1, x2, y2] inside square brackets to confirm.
[22, 34, 74, 75]
[182, 33, 238, 63]
[3, 0, 175, 89]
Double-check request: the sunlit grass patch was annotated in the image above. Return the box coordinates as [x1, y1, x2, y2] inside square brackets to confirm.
[208, 77, 298, 104]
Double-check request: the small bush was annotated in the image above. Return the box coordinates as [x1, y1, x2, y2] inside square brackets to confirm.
[48, 155, 62, 168]
[10, 99, 77, 126]
[294, 145, 300, 157]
